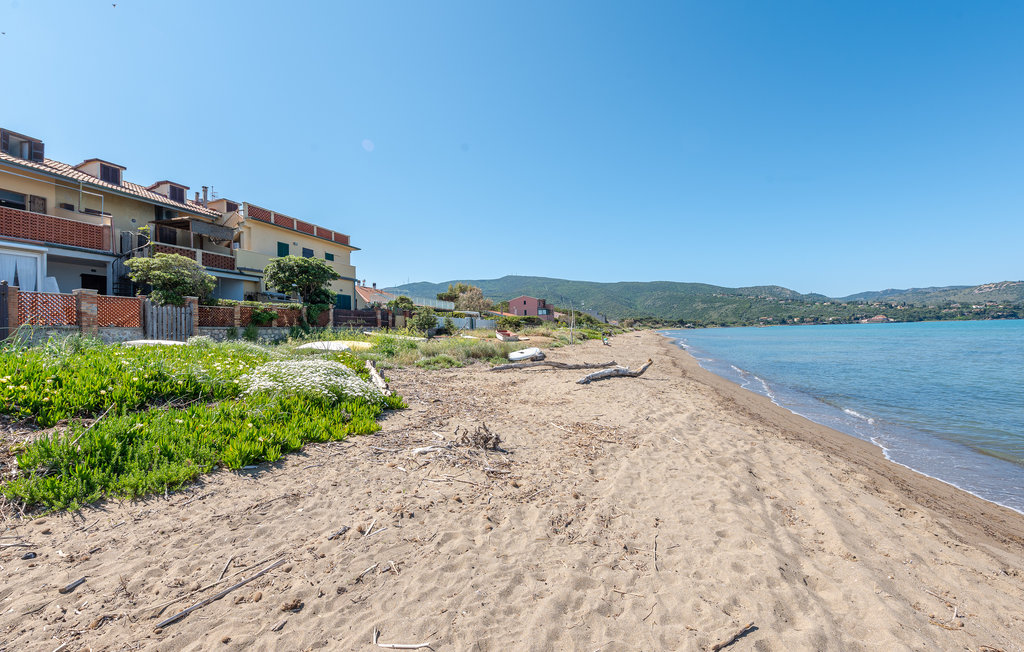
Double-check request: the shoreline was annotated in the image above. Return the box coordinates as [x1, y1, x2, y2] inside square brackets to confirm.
[651, 332, 1024, 552]
[661, 329, 1024, 518]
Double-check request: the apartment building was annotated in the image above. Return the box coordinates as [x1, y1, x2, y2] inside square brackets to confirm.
[0, 127, 358, 305]
[215, 200, 359, 308]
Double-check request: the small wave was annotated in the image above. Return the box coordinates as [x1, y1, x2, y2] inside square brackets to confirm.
[843, 408, 876, 425]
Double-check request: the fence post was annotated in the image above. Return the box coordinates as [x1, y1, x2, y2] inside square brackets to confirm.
[184, 297, 199, 336]
[233, 304, 241, 328]
[375, 308, 381, 328]
[6, 285, 18, 330]
[73, 289, 99, 337]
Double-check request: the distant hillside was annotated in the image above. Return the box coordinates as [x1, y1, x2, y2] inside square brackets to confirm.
[388, 276, 1024, 325]
[390, 276, 833, 321]
[840, 281, 1024, 305]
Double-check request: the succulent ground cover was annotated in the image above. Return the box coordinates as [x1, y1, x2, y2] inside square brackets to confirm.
[0, 337, 403, 512]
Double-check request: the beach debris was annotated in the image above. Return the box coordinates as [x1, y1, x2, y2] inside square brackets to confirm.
[58, 577, 87, 594]
[711, 622, 755, 651]
[70, 402, 116, 447]
[327, 525, 351, 540]
[154, 558, 287, 630]
[271, 619, 287, 632]
[455, 423, 502, 450]
[372, 627, 432, 650]
[218, 555, 235, 581]
[281, 598, 304, 612]
[21, 551, 36, 559]
[365, 359, 392, 395]
[362, 518, 377, 538]
[355, 563, 379, 583]
[576, 359, 654, 384]
[490, 360, 617, 372]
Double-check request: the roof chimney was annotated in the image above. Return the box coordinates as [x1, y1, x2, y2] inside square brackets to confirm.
[372, 282, 376, 289]
[194, 191, 200, 203]
[202, 186, 208, 206]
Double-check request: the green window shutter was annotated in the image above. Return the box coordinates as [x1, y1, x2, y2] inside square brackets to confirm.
[325, 252, 334, 261]
[277, 242, 289, 257]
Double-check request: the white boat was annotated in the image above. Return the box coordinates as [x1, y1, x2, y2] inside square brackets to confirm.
[508, 347, 544, 362]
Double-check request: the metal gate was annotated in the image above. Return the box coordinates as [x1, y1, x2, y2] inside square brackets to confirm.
[0, 281, 9, 340]
[144, 300, 192, 341]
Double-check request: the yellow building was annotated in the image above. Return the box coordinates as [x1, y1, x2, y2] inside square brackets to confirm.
[0, 127, 256, 298]
[212, 201, 360, 308]
[1, 127, 360, 306]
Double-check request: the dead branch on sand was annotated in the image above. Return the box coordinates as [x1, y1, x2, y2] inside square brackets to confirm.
[155, 558, 286, 630]
[576, 359, 653, 384]
[490, 360, 618, 372]
[365, 360, 392, 396]
[711, 622, 755, 651]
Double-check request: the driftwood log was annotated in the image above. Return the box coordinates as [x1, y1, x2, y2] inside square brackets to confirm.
[576, 359, 653, 384]
[490, 360, 618, 372]
[365, 360, 391, 396]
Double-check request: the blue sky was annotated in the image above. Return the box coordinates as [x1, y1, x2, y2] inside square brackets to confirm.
[2, 0, 1022, 297]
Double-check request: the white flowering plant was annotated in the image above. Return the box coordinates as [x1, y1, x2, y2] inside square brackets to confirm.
[240, 358, 386, 405]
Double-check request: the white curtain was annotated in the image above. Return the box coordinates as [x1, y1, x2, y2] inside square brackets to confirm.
[0, 253, 40, 290]
[0, 254, 16, 287]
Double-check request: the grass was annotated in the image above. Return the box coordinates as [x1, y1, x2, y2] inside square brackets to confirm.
[0, 335, 404, 512]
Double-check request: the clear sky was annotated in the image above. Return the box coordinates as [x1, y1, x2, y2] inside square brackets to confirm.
[3, 0, 1022, 297]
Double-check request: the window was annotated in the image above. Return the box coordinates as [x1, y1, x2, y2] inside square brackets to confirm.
[0, 130, 43, 161]
[325, 252, 334, 261]
[29, 195, 46, 213]
[60, 202, 75, 211]
[302, 247, 314, 258]
[0, 188, 27, 210]
[100, 164, 121, 185]
[277, 242, 289, 257]
[168, 186, 185, 203]
[225, 201, 239, 213]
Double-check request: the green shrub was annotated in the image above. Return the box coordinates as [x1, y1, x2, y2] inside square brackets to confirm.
[496, 315, 523, 330]
[124, 253, 215, 306]
[242, 324, 260, 341]
[410, 308, 438, 335]
[226, 326, 238, 340]
[250, 307, 278, 326]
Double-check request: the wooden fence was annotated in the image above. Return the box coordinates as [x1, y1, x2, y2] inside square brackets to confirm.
[144, 300, 193, 341]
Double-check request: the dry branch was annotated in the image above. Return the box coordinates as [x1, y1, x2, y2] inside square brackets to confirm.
[70, 402, 116, 447]
[711, 622, 755, 651]
[365, 360, 392, 396]
[490, 360, 618, 372]
[155, 558, 286, 630]
[576, 359, 653, 384]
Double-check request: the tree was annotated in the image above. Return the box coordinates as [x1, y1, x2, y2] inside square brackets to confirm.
[410, 307, 438, 335]
[454, 286, 492, 312]
[387, 295, 416, 312]
[437, 282, 473, 302]
[125, 253, 215, 306]
[263, 256, 340, 305]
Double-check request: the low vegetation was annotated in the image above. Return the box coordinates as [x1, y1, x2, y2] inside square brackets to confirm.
[0, 336, 403, 512]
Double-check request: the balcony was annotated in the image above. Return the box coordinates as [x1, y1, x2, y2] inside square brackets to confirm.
[149, 242, 236, 271]
[243, 202, 352, 246]
[0, 205, 111, 252]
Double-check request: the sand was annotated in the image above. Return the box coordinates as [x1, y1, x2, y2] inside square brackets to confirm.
[1, 331, 1022, 651]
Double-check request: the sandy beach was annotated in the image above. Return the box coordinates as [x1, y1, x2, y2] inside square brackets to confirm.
[2, 330, 1023, 651]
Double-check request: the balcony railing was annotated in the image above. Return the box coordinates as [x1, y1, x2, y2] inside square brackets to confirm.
[0, 206, 110, 252]
[243, 202, 352, 246]
[149, 242, 236, 271]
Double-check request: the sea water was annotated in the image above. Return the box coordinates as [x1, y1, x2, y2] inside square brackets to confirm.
[660, 320, 1024, 514]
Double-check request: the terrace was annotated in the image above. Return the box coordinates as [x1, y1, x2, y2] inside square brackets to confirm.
[0, 205, 112, 252]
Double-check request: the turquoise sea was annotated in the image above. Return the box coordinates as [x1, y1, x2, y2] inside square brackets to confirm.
[660, 320, 1024, 514]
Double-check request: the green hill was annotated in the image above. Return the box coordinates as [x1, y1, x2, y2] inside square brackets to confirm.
[388, 276, 1024, 325]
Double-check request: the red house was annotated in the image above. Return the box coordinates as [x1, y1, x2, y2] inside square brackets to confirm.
[509, 295, 555, 321]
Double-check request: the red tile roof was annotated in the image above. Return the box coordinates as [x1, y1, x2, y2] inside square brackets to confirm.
[0, 152, 221, 219]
